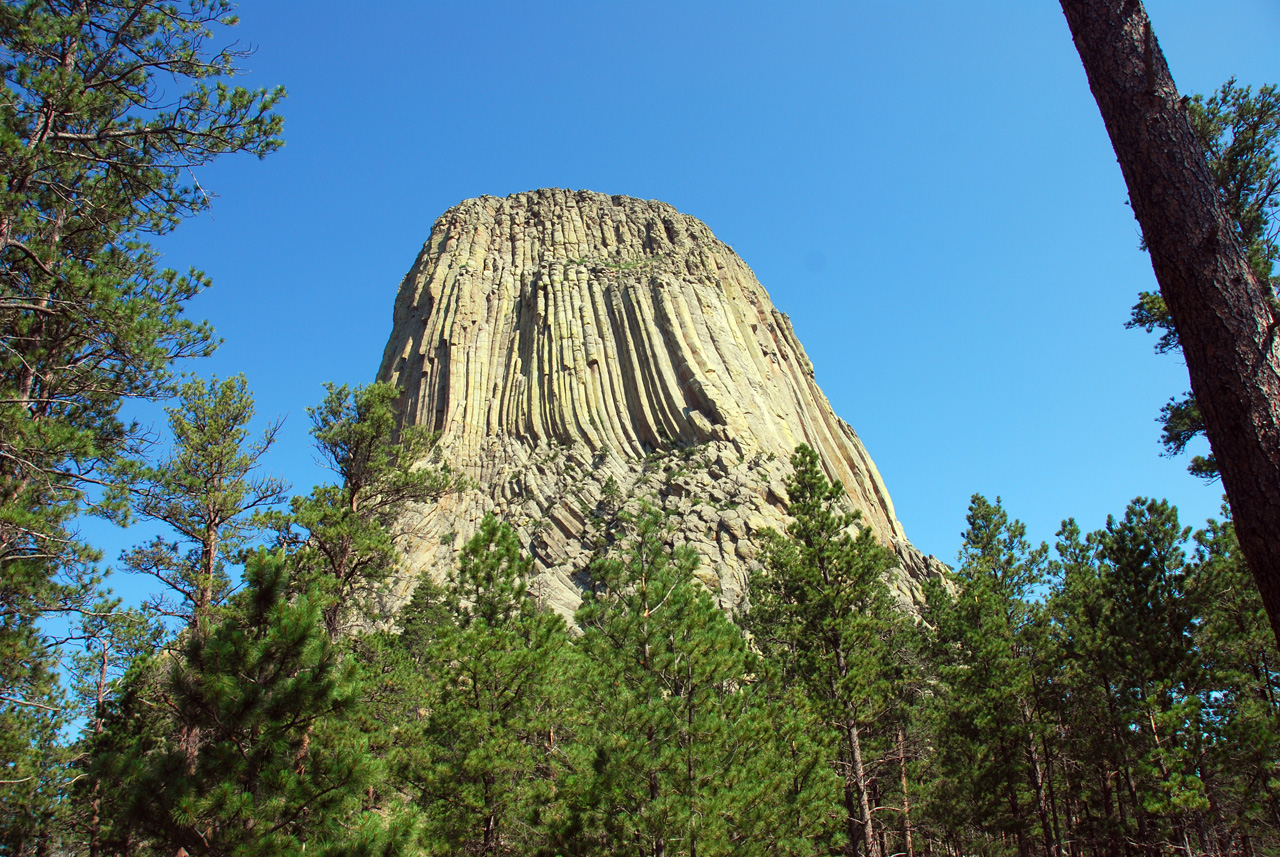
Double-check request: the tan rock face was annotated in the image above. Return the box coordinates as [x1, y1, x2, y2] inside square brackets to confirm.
[378, 189, 943, 616]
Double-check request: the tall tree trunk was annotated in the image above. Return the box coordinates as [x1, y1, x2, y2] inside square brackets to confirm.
[482, 772, 498, 854]
[88, 642, 108, 857]
[1006, 777, 1032, 857]
[650, 766, 665, 857]
[1058, 0, 1280, 646]
[1041, 735, 1065, 856]
[833, 642, 879, 857]
[1022, 701, 1056, 857]
[848, 719, 880, 857]
[844, 779, 862, 857]
[898, 726, 915, 857]
[1101, 770, 1123, 857]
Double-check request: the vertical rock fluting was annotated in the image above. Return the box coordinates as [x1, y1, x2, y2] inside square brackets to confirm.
[378, 189, 942, 616]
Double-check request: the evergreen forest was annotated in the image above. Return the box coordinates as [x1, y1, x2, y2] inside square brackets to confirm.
[2, 2, 1279, 856]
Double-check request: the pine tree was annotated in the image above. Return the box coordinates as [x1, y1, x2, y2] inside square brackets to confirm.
[387, 515, 570, 856]
[118, 375, 285, 640]
[572, 507, 839, 856]
[273, 382, 458, 639]
[1043, 499, 1263, 857]
[0, 0, 283, 567]
[921, 494, 1051, 857]
[1186, 510, 1280, 846]
[1051, 500, 1206, 856]
[746, 444, 906, 857]
[904, 492, 1280, 857]
[66, 598, 163, 857]
[90, 551, 413, 857]
[0, 5, 284, 804]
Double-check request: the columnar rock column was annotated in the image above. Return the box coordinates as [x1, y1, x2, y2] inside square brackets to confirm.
[378, 189, 942, 616]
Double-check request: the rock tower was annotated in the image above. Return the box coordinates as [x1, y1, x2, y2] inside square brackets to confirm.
[377, 189, 942, 616]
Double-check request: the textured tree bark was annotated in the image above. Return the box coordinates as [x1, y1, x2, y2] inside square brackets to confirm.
[1059, 0, 1280, 644]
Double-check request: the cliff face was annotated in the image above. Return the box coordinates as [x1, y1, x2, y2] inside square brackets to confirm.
[378, 189, 942, 615]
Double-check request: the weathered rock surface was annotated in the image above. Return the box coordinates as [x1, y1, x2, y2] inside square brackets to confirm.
[377, 189, 944, 616]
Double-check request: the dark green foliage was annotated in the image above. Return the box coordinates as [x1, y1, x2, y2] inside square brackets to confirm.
[747, 444, 909, 857]
[1048, 500, 1209, 856]
[362, 505, 843, 857]
[1185, 511, 1280, 840]
[90, 551, 412, 857]
[71, 376, 427, 857]
[273, 382, 458, 638]
[1155, 394, 1218, 479]
[1126, 80, 1278, 479]
[574, 506, 841, 856]
[449, 514, 536, 629]
[922, 495, 1052, 854]
[119, 375, 285, 637]
[916, 493, 1280, 857]
[18, 369, 1275, 857]
[573, 509, 741, 855]
[57, 433, 1278, 857]
[0, 4, 283, 843]
[381, 515, 571, 855]
[1193, 80, 1280, 283]
[0, 0, 283, 568]
[7, 371, 285, 855]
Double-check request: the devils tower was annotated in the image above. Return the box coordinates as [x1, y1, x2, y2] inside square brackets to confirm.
[377, 189, 942, 616]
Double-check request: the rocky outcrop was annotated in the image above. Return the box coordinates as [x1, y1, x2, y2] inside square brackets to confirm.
[377, 189, 944, 616]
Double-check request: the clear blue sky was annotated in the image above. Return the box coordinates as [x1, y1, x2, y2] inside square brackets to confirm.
[103, 0, 1279, 572]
